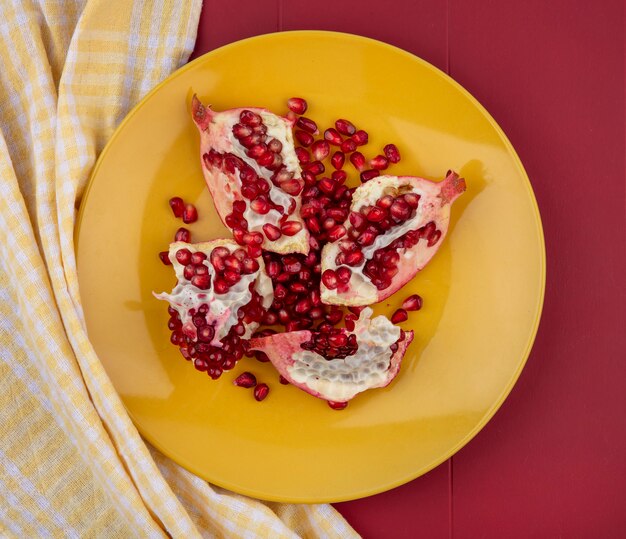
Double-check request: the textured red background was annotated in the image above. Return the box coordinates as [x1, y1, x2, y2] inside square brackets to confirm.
[193, 1, 626, 536]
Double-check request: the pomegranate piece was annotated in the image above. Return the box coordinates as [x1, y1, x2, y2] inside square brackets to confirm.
[250, 308, 414, 406]
[287, 97, 307, 115]
[383, 143, 401, 163]
[174, 227, 191, 242]
[320, 171, 466, 306]
[154, 239, 274, 379]
[191, 96, 309, 255]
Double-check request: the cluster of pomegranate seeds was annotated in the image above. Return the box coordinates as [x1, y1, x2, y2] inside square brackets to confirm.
[169, 196, 198, 224]
[232, 372, 271, 401]
[300, 328, 358, 359]
[167, 297, 263, 379]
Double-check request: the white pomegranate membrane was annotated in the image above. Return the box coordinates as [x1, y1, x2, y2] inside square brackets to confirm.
[192, 97, 309, 257]
[154, 240, 272, 379]
[250, 308, 414, 404]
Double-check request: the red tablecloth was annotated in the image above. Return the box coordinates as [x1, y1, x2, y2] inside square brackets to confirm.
[193, 2, 625, 536]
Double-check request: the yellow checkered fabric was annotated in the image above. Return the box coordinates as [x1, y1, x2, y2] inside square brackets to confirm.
[0, 1, 359, 537]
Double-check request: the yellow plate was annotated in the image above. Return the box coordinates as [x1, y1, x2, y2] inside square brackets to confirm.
[76, 31, 545, 503]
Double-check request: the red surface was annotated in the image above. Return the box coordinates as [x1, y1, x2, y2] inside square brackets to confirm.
[193, 1, 626, 536]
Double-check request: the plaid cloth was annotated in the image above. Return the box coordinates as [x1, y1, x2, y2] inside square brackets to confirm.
[0, 1, 359, 537]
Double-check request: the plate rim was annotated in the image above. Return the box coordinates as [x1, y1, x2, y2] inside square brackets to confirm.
[75, 29, 546, 503]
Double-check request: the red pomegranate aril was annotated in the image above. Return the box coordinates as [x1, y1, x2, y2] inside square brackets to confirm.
[295, 130, 314, 147]
[335, 118, 356, 136]
[390, 200, 411, 220]
[238, 134, 260, 148]
[242, 257, 260, 273]
[336, 266, 352, 283]
[253, 383, 270, 401]
[340, 138, 357, 153]
[328, 401, 348, 410]
[322, 269, 338, 290]
[287, 97, 307, 114]
[249, 196, 270, 215]
[182, 204, 198, 224]
[318, 177, 336, 194]
[176, 248, 192, 265]
[304, 160, 325, 176]
[366, 206, 386, 222]
[352, 130, 369, 145]
[391, 308, 408, 323]
[240, 110, 262, 126]
[328, 332, 348, 347]
[376, 195, 394, 209]
[357, 230, 376, 246]
[324, 128, 343, 146]
[279, 375, 290, 385]
[183, 265, 194, 280]
[281, 221, 303, 236]
[383, 143, 401, 163]
[331, 151, 345, 170]
[344, 314, 357, 331]
[348, 306, 365, 316]
[309, 307, 325, 319]
[283, 256, 302, 273]
[232, 200, 247, 214]
[190, 252, 206, 265]
[296, 116, 318, 134]
[280, 178, 303, 196]
[295, 298, 312, 314]
[295, 147, 310, 164]
[326, 309, 343, 325]
[370, 155, 389, 170]
[422, 221, 436, 239]
[349, 212, 366, 229]
[223, 269, 241, 285]
[306, 217, 321, 234]
[310, 288, 321, 305]
[322, 217, 336, 230]
[262, 223, 282, 241]
[350, 151, 366, 171]
[159, 251, 171, 265]
[233, 371, 257, 388]
[247, 142, 268, 158]
[427, 229, 442, 247]
[191, 274, 210, 289]
[360, 169, 380, 182]
[402, 294, 423, 311]
[327, 208, 347, 222]
[311, 140, 330, 161]
[232, 123, 252, 138]
[174, 227, 191, 242]
[257, 152, 274, 167]
[213, 279, 229, 294]
[327, 225, 347, 241]
[169, 196, 184, 218]
[267, 138, 283, 153]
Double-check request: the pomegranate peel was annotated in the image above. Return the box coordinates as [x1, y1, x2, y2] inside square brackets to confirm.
[320, 171, 466, 306]
[249, 308, 413, 404]
[191, 95, 309, 255]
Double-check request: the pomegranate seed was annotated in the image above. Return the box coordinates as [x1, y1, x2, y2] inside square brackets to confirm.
[402, 294, 423, 311]
[174, 227, 191, 242]
[233, 123, 253, 138]
[213, 279, 229, 294]
[318, 177, 336, 194]
[322, 269, 338, 290]
[306, 217, 321, 234]
[281, 178, 303, 195]
[296, 116, 318, 134]
[383, 143, 401, 163]
[169, 197, 184, 217]
[350, 151, 366, 171]
[295, 130, 314, 147]
[250, 197, 270, 214]
[304, 160, 325, 176]
[263, 223, 282, 241]
[390, 200, 411, 220]
[352, 130, 369, 145]
[175, 248, 192, 265]
[336, 266, 352, 283]
[324, 128, 343, 146]
[335, 119, 356, 136]
[327, 225, 347, 241]
[242, 257, 259, 273]
[328, 332, 348, 347]
[233, 371, 257, 388]
[182, 204, 198, 224]
[322, 217, 336, 230]
[158, 251, 171, 265]
[247, 142, 268, 158]
[309, 307, 325, 319]
[295, 147, 310, 164]
[191, 252, 207, 265]
[366, 206, 386, 222]
[391, 308, 408, 323]
[331, 151, 345, 170]
[257, 152, 274, 167]
[370, 155, 389, 170]
[357, 230, 376, 246]
[191, 274, 210, 289]
[311, 140, 330, 161]
[328, 401, 348, 410]
[360, 169, 380, 182]
[281, 221, 303, 236]
[340, 138, 357, 153]
[295, 298, 312, 314]
[403, 192, 420, 208]
[344, 314, 357, 331]
[279, 375, 290, 385]
[266, 260, 280, 278]
[267, 138, 283, 153]
[349, 212, 366, 229]
[254, 383, 270, 401]
[326, 309, 343, 324]
[240, 110, 262, 126]
[427, 229, 442, 247]
[287, 97, 307, 115]
[348, 306, 365, 316]
[301, 170, 316, 185]
[283, 256, 302, 273]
